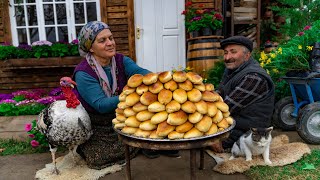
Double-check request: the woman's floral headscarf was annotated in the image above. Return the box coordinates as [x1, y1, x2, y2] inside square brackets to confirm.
[78, 21, 110, 57]
[77, 21, 117, 97]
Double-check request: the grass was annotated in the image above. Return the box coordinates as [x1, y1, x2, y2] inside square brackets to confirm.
[0, 139, 49, 156]
[245, 149, 320, 180]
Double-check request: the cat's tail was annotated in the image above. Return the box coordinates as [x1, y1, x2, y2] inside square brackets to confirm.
[205, 149, 225, 164]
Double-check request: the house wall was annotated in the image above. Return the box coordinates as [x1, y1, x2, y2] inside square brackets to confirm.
[0, 0, 223, 94]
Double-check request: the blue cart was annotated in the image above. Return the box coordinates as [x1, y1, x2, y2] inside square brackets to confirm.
[273, 76, 320, 144]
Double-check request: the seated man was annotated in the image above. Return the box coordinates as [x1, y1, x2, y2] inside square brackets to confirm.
[210, 36, 275, 152]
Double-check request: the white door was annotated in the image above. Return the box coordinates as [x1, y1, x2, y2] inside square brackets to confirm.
[134, 0, 186, 73]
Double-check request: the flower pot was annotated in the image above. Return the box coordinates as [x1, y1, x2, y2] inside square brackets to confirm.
[201, 27, 213, 36]
[189, 31, 200, 38]
[213, 29, 222, 36]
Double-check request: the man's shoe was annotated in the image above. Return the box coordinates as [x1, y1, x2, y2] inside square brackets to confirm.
[159, 150, 181, 158]
[141, 149, 160, 159]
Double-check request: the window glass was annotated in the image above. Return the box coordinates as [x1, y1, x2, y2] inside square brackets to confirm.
[17, 29, 27, 44]
[27, 0, 36, 3]
[27, 5, 38, 26]
[44, 4, 54, 25]
[58, 26, 68, 42]
[74, 3, 85, 24]
[29, 28, 39, 42]
[87, 2, 97, 22]
[46, 27, 56, 42]
[56, 4, 67, 24]
[15, 6, 25, 26]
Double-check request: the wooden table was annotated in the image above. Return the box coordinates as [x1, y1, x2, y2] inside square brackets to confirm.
[115, 123, 235, 180]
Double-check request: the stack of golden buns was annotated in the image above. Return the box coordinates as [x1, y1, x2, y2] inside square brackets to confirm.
[112, 71, 234, 140]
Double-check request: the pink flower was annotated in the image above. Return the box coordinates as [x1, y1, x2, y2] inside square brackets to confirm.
[28, 134, 35, 138]
[298, 32, 304, 36]
[31, 140, 40, 147]
[25, 123, 32, 132]
[303, 25, 311, 30]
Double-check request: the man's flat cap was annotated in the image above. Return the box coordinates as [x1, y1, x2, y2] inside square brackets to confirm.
[220, 36, 253, 52]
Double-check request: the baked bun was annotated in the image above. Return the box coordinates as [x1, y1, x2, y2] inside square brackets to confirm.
[122, 85, 136, 95]
[173, 89, 187, 104]
[194, 100, 208, 114]
[205, 123, 218, 135]
[164, 80, 178, 91]
[188, 112, 203, 124]
[205, 83, 215, 91]
[114, 123, 126, 129]
[195, 115, 212, 133]
[175, 121, 193, 133]
[225, 116, 234, 125]
[136, 84, 149, 95]
[124, 108, 136, 117]
[115, 108, 124, 114]
[125, 92, 140, 106]
[149, 80, 164, 94]
[212, 110, 223, 123]
[156, 121, 175, 137]
[139, 120, 157, 131]
[184, 127, 203, 139]
[214, 101, 229, 112]
[172, 71, 187, 82]
[149, 130, 164, 139]
[178, 80, 193, 91]
[140, 91, 158, 105]
[158, 71, 172, 83]
[150, 111, 168, 124]
[217, 118, 229, 129]
[127, 74, 143, 88]
[202, 91, 220, 102]
[143, 72, 158, 85]
[167, 110, 188, 126]
[207, 102, 218, 117]
[158, 89, 173, 105]
[119, 92, 126, 102]
[132, 102, 148, 112]
[148, 101, 166, 112]
[121, 126, 138, 134]
[116, 114, 126, 122]
[134, 129, 152, 138]
[112, 118, 121, 124]
[186, 72, 203, 84]
[187, 88, 202, 102]
[223, 111, 230, 118]
[166, 100, 181, 113]
[125, 116, 141, 127]
[168, 131, 184, 140]
[194, 83, 206, 92]
[118, 101, 128, 110]
[181, 101, 197, 114]
[136, 110, 155, 121]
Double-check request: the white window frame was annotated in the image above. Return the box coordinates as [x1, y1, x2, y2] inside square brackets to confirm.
[8, 0, 101, 46]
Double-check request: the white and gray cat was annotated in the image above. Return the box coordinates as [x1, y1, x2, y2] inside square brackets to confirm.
[229, 127, 273, 165]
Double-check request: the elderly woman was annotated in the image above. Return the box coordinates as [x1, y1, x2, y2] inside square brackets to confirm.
[73, 21, 150, 169]
[73, 21, 179, 169]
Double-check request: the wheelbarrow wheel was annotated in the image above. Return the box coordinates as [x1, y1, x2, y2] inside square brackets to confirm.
[272, 96, 297, 130]
[297, 102, 320, 144]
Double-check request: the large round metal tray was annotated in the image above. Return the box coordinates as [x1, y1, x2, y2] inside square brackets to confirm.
[114, 121, 235, 142]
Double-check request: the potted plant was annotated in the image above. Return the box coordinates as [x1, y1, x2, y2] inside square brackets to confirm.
[181, 2, 224, 37]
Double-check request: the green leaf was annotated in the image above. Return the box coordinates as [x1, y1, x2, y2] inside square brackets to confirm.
[302, 163, 315, 170]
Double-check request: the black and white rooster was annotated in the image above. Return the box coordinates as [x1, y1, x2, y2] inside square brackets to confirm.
[37, 77, 92, 174]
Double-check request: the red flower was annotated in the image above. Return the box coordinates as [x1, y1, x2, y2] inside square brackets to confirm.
[298, 32, 304, 36]
[199, 4, 204, 8]
[185, 2, 192, 7]
[214, 13, 223, 20]
[31, 140, 40, 147]
[25, 123, 32, 132]
[28, 134, 35, 138]
[181, 10, 187, 15]
[303, 25, 311, 30]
